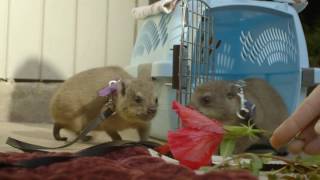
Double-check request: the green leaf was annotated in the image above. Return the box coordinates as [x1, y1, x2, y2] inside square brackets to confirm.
[297, 155, 320, 166]
[259, 153, 273, 164]
[223, 124, 266, 139]
[244, 153, 263, 176]
[219, 138, 236, 157]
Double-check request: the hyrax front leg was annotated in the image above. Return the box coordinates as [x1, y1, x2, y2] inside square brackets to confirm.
[105, 129, 122, 141]
[137, 124, 151, 141]
[73, 117, 93, 142]
[76, 132, 93, 142]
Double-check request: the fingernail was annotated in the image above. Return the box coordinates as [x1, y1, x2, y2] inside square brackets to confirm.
[269, 135, 280, 149]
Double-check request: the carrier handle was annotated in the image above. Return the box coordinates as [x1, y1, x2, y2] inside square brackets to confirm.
[265, 0, 308, 13]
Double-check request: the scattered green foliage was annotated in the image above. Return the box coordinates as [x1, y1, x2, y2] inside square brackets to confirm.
[214, 123, 267, 176]
[201, 152, 320, 178]
[209, 123, 320, 178]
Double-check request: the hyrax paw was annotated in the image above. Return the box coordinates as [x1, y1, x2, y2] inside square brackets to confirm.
[81, 135, 93, 142]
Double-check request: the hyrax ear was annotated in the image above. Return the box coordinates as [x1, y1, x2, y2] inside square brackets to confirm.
[137, 63, 152, 81]
[117, 80, 131, 96]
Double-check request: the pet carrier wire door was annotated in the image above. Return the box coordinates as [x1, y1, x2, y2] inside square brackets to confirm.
[177, 0, 219, 105]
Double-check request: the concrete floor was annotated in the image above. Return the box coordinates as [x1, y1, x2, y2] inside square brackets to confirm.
[0, 121, 147, 153]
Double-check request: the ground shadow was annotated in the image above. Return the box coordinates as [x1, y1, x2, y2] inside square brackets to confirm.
[8, 58, 63, 123]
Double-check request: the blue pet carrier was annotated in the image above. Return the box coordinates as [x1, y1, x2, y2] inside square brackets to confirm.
[126, 0, 320, 140]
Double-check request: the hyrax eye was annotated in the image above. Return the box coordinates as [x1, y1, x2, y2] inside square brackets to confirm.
[155, 98, 158, 104]
[226, 92, 235, 99]
[200, 96, 211, 105]
[135, 96, 143, 104]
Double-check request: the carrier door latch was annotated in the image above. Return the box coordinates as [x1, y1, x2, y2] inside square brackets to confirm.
[172, 45, 180, 90]
[302, 68, 320, 86]
[172, 44, 189, 90]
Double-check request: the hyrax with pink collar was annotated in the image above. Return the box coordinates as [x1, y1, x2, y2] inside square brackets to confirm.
[50, 66, 158, 142]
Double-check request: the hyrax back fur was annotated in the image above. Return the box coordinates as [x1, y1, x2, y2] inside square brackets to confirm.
[190, 78, 288, 152]
[50, 66, 158, 142]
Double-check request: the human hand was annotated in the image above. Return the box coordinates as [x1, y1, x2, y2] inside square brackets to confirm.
[270, 85, 320, 155]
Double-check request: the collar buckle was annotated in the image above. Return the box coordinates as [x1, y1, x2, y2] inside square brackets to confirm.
[234, 80, 256, 121]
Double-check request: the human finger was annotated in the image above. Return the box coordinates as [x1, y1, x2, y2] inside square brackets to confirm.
[314, 119, 320, 135]
[270, 86, 320, 149]
[303, 136, 320, 155]
[287, 139, 305, 154]
[287, 120, 317, 154]
[295, 119, 318, 144]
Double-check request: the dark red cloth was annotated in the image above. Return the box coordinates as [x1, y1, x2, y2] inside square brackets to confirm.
[0, 147, 257, 180]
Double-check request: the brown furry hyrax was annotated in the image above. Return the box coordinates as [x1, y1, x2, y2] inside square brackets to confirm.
[189, 78, 288, 153]
[50, 66, 158, 142]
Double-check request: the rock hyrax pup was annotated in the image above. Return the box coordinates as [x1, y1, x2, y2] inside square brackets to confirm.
[190, 78, 288, 152]
[50, 66, 158, 142]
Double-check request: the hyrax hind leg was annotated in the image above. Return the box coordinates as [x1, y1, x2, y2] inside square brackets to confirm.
[53, 123, 68, 141]
[53, 117, 92, 142]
